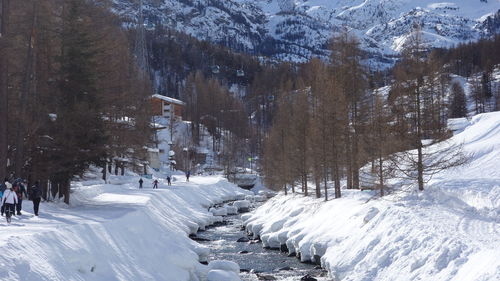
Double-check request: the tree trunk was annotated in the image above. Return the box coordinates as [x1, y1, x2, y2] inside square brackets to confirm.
[332, 127, 341, 198]
[0, 0, 10, 180]
[323, 174, 328, 201]
[315, 176, 321, 198]
[379, 155, 384, 197]
[352, 105, 360, 190]
[42, 180, 48, 200]
[15, 1, 38, 178]
[303, 174, 308, 196]
[63, 178, 70, 204]
[58, 182, 63, 198]
[102, 163, 107, 181]
[334, 163, 341, 198]
[417, 143, 424, 191]
[416, 85, 424, 191]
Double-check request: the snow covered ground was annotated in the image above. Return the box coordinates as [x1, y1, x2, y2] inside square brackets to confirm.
[0, 173, 252, 281]
[243, 111, 500, 281]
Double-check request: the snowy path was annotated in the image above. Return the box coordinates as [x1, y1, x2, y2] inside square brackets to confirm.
[0, 174, 252, 281]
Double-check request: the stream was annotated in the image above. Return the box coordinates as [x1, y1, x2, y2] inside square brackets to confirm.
[193, 206, 332, 281]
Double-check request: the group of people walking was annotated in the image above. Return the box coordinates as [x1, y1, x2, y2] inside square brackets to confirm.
[0, 178, 42, 223]
[138, 174, 184, 189]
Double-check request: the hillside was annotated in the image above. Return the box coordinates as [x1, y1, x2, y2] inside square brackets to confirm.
[243, 111, 500, 281]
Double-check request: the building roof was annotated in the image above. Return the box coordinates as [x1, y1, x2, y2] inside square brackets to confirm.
[151, 94, 186, 106]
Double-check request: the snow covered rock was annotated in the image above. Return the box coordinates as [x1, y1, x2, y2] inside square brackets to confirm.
[208, 260, 240, 274]
[254, 195, 266, 202]
[240, 213, 253, 222]
[191, 244, 210, 263]
[225, 205, 238, 215]
[210, 207, 228, 216]
[233, 200, 251, 212]
[207, 269, 241, 281]
[210, 215, 224, 224]
[237, 237, 250, 243]
[235, 194, 247, 200]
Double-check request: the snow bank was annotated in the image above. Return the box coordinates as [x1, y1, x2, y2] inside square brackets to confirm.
[207, 269, 240, 281]
[225, 205, 238, 215]
[233, 200, 251, 212]
[208, 260, 240, 273]
[210, 207, 228, 216]
[0, 175, 252, 281]
[243, 112, 500, 281]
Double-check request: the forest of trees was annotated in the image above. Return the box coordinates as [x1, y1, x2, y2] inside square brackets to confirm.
[1, 0, 497, 204]
[0, 0, 153, 203]
[261, 29, 480, 199]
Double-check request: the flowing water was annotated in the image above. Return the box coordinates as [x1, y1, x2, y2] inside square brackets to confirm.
[194, 210, 332, 281]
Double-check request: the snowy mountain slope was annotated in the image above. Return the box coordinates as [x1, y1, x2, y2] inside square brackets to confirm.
[113, 0, 500, 65]
[242, 111, 500, 281]
[0, 173, 252, 281]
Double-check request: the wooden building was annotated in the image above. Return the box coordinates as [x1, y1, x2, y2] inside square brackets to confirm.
[151, 94, 186, 119]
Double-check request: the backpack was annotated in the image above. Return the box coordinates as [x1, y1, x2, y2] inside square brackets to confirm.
[0, 183, 6, 193]
[14, 184, 24, 200]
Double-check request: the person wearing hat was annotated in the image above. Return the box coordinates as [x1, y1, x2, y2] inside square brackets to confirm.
[0, 178, 11, 216]
[1, 185, 18, 222]
[30, 181, 42, 216]
[13, 179, 28, 215]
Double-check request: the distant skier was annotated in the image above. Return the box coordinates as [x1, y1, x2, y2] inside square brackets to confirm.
[139, 178, 143, 189]
[166, 176, 171, 186]
[153, 179, 159, 189]
[186, 171, 190, 182]
[30, 181, 42, 216]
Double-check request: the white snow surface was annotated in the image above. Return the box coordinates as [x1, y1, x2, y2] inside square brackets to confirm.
[0, 174, 252, 281]
[244, 111, 500, 281]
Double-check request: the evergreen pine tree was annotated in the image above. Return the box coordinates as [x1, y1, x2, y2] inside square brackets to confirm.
[52, 0, 107, 203]
[449, 82, 467, 118]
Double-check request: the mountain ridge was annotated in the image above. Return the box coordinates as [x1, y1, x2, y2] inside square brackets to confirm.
[112, 0, 500, 67]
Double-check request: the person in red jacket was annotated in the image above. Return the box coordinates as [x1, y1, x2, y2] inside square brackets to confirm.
[13, 179, 28, 215]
